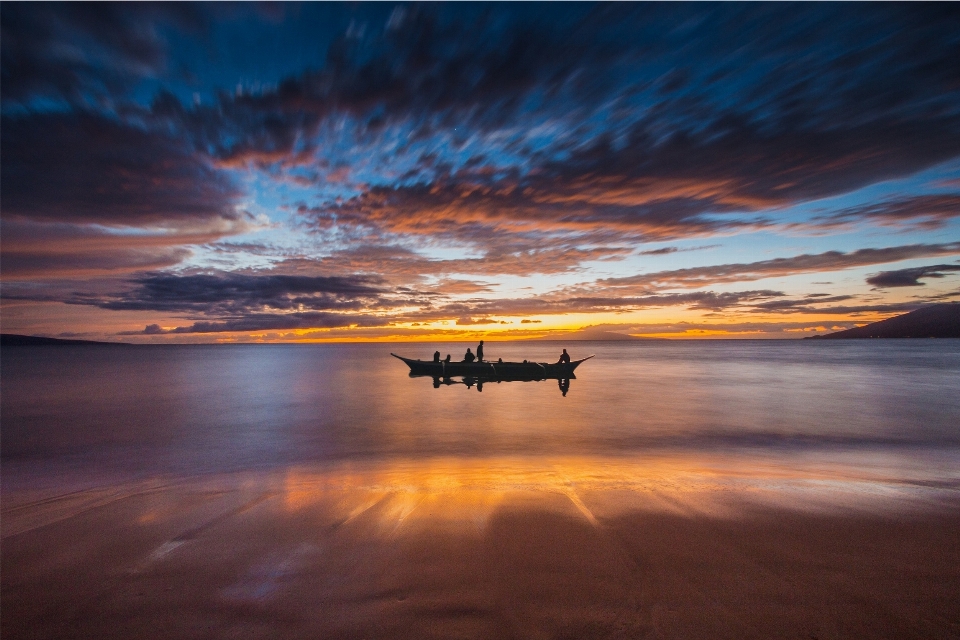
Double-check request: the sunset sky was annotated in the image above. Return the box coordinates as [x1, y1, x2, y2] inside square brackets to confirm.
[2, 3, 959, 342]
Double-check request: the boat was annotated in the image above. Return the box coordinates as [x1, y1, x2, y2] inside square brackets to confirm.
[391, 353, 593, 379]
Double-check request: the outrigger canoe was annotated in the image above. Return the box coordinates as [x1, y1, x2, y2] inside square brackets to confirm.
[391, 353, 593, 379]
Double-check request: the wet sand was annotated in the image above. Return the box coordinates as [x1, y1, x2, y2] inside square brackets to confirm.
[3, 456, 960, 639]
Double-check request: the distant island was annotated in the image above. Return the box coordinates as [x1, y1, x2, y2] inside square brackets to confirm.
[0, 334, 128, 346]
[808, 303, 960, 339]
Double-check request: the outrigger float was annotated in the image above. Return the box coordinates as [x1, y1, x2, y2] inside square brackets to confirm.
[391, 353, 594, 380]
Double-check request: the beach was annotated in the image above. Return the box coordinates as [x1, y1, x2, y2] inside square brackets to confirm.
[4, 454, 959, 639]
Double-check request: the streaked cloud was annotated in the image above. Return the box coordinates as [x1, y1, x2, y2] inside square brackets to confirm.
[866, 264, 960, 288]
[807, 194, 960, 231]
[1, 112, 241, 226]
[596, 243, 960, 292]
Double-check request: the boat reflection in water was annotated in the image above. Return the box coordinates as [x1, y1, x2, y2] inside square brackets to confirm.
[392, 352, 592, 396]
[425, 372, 575, 395]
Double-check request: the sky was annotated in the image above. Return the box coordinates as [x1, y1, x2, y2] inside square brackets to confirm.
[2, 2, 959, 342]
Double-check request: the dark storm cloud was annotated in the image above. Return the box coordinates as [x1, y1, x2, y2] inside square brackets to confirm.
[866, 264, 960, 288]
[1, 112, 241, 226]
[78, 272, 389, 315]
[596, 243, 960, 292]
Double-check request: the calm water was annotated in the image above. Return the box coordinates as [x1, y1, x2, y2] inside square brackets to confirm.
[3, 341, 960, 482]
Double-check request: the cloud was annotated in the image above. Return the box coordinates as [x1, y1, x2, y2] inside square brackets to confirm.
[310, 174, 771, 243]
[0, 3, 210, 107]
[596, 243, 960, 292]
[5, 4, 960, 339]
[866, 264, 960, 288]
[639, 247, 681, 256]
[120, 311, 393, 335]
[127, 4, 960, 250]
[76, 272, 390, 315]
[810, 194, 960, 231]
[412, 290, 788, 320]
[432, 279, 495, 295]
[1, 112, 241, 226]
[278, 241, 633, 281]
[0, 218, 199, 282]
[455, 317, 502, 326]
[0, 111, 251, 279]
[161, 5, 960, 163]
[639, 245, 720, 256]
[301, 104, 960, 248]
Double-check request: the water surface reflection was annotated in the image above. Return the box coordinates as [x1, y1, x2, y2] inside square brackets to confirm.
[421, 374, 574, 395]
[2, 341, 959, 480]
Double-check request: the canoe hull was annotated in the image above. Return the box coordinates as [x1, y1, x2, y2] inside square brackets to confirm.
[391, 354, 592, 379]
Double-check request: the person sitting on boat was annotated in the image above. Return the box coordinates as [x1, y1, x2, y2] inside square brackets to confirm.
[463, 348, 476, 363]
[433, 351, 441, 363]
[477, 340, 484, 362]
[557, 349, 571, 364]
[444, 354, 451, 363]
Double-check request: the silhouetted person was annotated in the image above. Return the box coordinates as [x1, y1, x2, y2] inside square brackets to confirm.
[433, 351, 441, 362]
[557, 349, 571, 364]
[445, 354, 451, 363]
[463, 348, 476, 363]
[477, 340, 484, 362]
[559, 378, 570, 396]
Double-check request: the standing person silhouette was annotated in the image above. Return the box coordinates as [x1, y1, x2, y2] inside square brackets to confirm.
[477, 340, 484, 362]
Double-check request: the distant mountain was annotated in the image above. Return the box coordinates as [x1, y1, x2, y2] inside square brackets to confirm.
[0, 334, 127, 346]
[810, 303, 960, 339]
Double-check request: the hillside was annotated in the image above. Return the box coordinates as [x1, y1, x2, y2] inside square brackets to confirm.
[811, 303, 960, 339]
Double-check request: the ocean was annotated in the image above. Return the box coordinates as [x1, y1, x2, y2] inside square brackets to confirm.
[3, 340, 959, 482]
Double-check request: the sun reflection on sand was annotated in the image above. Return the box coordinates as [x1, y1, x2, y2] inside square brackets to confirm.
[273, 452, 960, 532]
[5, 451, 959, 640]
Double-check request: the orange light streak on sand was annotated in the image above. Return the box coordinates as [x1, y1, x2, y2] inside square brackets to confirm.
[274, 453, 958, 530]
